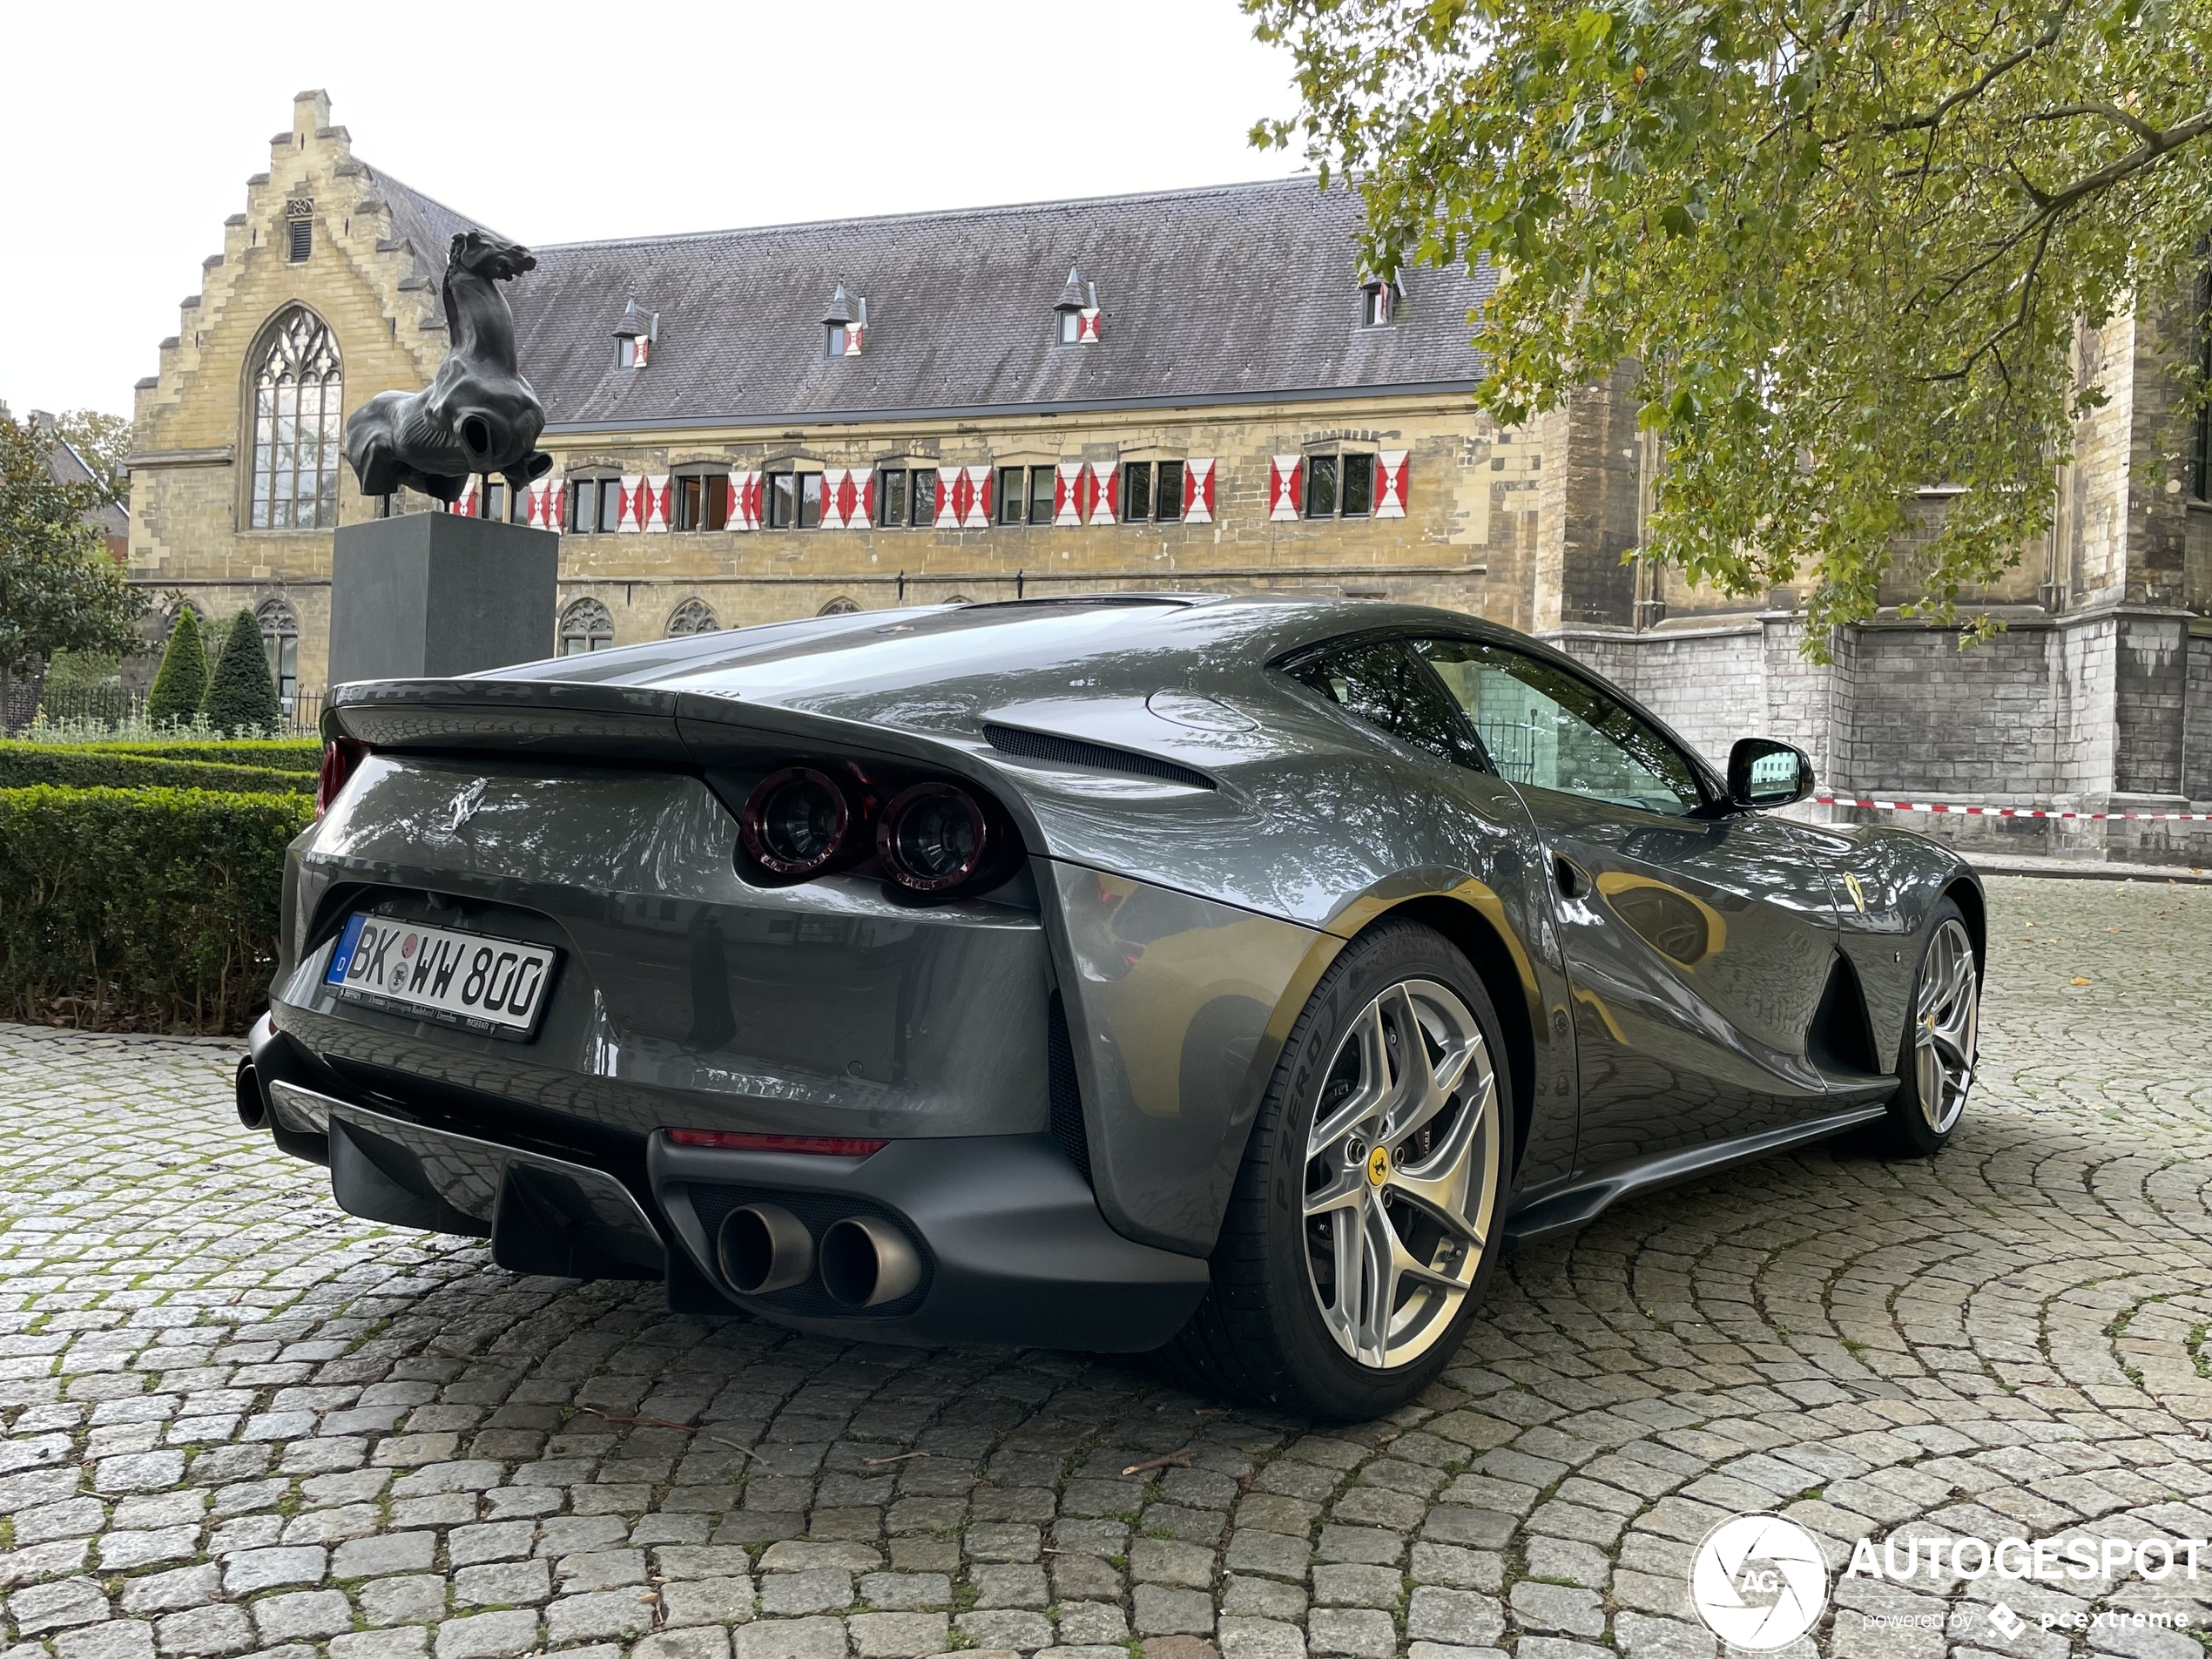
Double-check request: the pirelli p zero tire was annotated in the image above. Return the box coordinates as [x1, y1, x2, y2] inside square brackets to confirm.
[1165, 920, 1514, 1419]
[1875, 897, 1980, 1158]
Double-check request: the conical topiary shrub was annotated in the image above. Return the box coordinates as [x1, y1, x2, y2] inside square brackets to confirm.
[201, 610, 282, 738]
[145, 607, 210, 728]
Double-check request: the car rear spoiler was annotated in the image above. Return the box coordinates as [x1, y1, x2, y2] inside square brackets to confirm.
[325, 676, 1033, 801]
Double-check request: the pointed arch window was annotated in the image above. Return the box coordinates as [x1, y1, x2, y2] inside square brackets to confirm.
[248, 307, 343, 530]
[257, 598, 300, 705]
[560, 597, 616, 655]
[665, 599, 719, 637]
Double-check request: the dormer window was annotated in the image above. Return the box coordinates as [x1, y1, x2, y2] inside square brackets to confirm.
[1053, 268, 1101, 346]
[614, 300, 658, 369]
[823, 286, 867, 357]
[1360, 277, 1400, 327]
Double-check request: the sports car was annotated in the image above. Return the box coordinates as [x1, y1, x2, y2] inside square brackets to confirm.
[241, 594, 1983, 1417]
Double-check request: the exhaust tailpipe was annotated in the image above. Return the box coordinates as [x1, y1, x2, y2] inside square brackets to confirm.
[820, 1216, 921, 1308]
[717, 1204, 813, 1295]
[235, 1059, 267, 1130]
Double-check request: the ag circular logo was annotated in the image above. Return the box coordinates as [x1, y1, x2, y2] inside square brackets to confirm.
[1689, 1514, 1830, 1649]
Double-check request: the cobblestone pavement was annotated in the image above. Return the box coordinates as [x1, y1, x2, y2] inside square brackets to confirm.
[4, 876, 2211, 1659]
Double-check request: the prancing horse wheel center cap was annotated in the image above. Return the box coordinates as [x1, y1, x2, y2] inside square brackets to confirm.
[1366, 1145, 1391, 1187]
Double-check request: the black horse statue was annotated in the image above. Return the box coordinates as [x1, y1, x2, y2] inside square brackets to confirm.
[344, 230, 553, 504]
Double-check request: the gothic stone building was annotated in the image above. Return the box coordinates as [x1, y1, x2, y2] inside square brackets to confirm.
[130, 92, 2212, 859]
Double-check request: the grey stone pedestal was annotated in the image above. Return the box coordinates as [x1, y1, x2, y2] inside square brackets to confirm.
[327, 512, 557, 685]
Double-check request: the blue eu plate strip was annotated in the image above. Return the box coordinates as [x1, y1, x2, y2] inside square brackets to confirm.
[325, 914, 367, 985]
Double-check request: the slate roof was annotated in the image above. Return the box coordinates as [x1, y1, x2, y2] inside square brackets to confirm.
[491, 178, 1493, 430]
[23, 412, 129, 540]
[361, 170, 496, 314]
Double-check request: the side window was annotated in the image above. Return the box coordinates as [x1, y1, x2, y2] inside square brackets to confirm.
[1415, 638, 1707, 816]
[1284, 638, 1470, 765]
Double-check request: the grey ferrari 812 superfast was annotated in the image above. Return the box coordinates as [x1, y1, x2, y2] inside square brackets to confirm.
[244, 595, 1983, 1417]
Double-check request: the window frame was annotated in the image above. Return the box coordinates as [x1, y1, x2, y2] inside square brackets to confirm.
[245, 306, 344, 533]
[873, 464, 939, 529]
[673, 472, 731, 532]
[558, 597, 617, 655]
[1056, 310, 1082, 346]
[1302, 448, 1377, 520]
[257, 602, 300, 707]
[1119, 460, 1186, 524]
[994, 464, 1058, 527]
[665, 597, 719, 637]
[765, 468, 825, 530]
[567, 476, 622, 535]
[1360, 280, 1399, 328]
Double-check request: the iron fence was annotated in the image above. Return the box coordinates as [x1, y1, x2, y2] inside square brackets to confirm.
[15, 681, 326, 740]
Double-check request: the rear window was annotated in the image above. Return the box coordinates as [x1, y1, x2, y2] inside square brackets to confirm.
[1283, 638, 1469, 765]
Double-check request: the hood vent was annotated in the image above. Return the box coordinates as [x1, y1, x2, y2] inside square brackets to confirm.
[984, 724, 1216, 790]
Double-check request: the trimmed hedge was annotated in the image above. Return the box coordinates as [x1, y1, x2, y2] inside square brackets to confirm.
[100, 739, 323, 772]
[0, 743, 316, 796]
[0, 786, 314, 1035]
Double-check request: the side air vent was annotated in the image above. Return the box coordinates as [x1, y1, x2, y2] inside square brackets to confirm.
[1047, 991, 1092, 1184]
[1806, 951, 1881, 1076]
[984, 724, 1216, 790]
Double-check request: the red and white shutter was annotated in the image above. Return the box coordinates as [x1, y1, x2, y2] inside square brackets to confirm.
[729, 470, 761, 530]
[1267, 455, 1302, 522]
[1086, 462, 1117, 524]
[643, 474, 671, 532]
[616, 475, 643, 532]
[1376, 450, 1409, 518]
[818, 467, 869, 529]
[934, 468, 962, 529]
[1054, 462, 1083, 527]
[1184, 458, 1216, 524]
[963, 464, 993, 529]
[525, 472, 561, 528]
[453, 478, 480, 518]
[1076, 307, 1102, 343]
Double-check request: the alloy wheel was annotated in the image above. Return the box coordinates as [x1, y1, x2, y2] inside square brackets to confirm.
[1914, 917, 1979, 1135]
[1301, 978, 1500, 1369]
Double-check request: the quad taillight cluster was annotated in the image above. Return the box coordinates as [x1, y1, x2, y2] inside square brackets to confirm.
[315, 738, 368, 817]
[736, 762, 1012, 895]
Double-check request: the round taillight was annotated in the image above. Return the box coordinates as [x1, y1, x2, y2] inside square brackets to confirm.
[877, 783, 988, 893]
[739, 767, 853, 878]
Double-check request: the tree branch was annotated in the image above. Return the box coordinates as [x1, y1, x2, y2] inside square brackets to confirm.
[1878, 1, 2072, 135]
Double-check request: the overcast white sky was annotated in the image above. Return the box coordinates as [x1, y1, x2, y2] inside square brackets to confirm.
[3, 0, 1312, 422]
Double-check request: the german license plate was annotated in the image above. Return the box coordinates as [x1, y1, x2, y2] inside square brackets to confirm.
[324, 913, 559, 1039]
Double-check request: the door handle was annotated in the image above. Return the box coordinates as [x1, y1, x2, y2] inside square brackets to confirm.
[1553, 856, 1583, 899]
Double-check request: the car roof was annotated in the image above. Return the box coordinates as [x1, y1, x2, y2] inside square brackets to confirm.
[485, 592, 1547, 706]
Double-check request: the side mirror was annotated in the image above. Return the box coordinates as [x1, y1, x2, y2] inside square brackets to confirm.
[1727, 738, 1813, 810]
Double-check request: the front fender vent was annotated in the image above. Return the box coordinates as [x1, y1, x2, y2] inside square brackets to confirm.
[983, 724, 1216, 790]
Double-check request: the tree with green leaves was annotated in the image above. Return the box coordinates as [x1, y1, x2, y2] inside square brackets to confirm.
[0, 409, 147, 678]
[145, 605, 211, 727]
[53, 411, 132, 513]
[201, 610, 280, 738]
[1248, 0, 2212, 645]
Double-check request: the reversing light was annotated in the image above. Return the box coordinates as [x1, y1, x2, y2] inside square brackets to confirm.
[739, 766, 859, 878]
[315, 738, 368, 818]
[876, 782, 988, 893]
[666, 1127, 887, 1157]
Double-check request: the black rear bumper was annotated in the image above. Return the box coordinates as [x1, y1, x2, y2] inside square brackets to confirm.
[240, 1015, 1207, 1352]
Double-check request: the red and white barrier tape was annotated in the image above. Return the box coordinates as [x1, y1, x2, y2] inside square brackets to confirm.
[1816, 793, 2212, 824]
